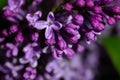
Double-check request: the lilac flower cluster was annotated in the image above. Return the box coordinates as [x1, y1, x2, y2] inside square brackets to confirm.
[0, 0, 120, 80]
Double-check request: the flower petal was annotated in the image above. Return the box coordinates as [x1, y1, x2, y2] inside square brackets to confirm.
[25, 49, 33, 59]
[51, 21, 62, 30]
[34, 21, 47, 30]
[64, 48, 74, 57]
[67, 15, 73, 24]
[47, 12, 55, 23]
[52, 48, 63, 59]
[35, 11, 42, 18]
[30, 60, 38, 67]
[19, 58, 29, 64]
[12, 47, 18, 56]
[45, 27, 53, 39]
[8, 0, 17, 9]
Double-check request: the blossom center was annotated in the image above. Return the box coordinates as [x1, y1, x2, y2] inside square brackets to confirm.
[47, 22, 52, 26]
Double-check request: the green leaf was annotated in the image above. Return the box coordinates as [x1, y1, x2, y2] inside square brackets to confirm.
[0, 0, 7, 10]
[102, 37, 120, 74]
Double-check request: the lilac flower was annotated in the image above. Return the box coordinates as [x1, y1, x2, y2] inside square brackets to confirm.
[26, 11, 42, 26]
[85, 30, 100, 44]
[3, 0, 24, 13]
[19, 43, 41, 67]
[31, 32, 39, 42]
[0, 0, 120, 79]
[34, 12, 62, 39]
[23, 67, 37, 80]
[5, 61, 23, 77]
[3, 0, 25, 22]
[6, 43, 18, 57]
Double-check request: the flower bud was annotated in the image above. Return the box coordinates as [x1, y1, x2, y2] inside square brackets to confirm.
[93, 6, 102, 13]
[52, 48, 63, 59]
[56, 35, 67, 50]
[69, 35, 80, 44]
[94, 14, 102, 22]
[73, 14, 84, 25]
[45, 36, 55, 45]
[112, 6, 120, 14]
[107, 17, 115, 25]
[86, 0, 94, 8]
[64, 3, 73, 11]
[66, 23, 80, 29]
[76, 0, 85, 7]
[64, 48, 74, 58]
[10, 25, 18, 33]
[65, 27, 79, 35]
[85, 31, 97, 44]
[114, 15, 120, 20]
[15, 32, 24, 43]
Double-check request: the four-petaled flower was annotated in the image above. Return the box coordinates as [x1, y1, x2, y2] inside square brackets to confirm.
[34, 12, 62, 39]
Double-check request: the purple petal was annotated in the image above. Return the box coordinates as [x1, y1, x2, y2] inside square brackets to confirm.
[8, 0, 24, 9]
[47, 12, 55, 23]
[0, 37, 5, 42]
[34, 21, 47, 30]
[66, 15, 73, 24]
[26, 14, 32, 20]
[35, 11, 42, 18]
[12, 71, 18, 77]
[5, 62, 13, 69]
[26, 14, 38, 23]
[26, 11, 42, 24]
[6, 50, 12, 57]
[30, 74, 36, 79]
[52, 48, 63, 59]
[30, 60, 38, 67]
[51, 21, 62, 30]
[64, 48, 74, 57]
[19, 58, 29, 64]
[77, 44, 85, 53]
[6, 43, 15, 49]
[45, 27, 53, 39]
[12, 47, 18, 56]
[14, 65, 23, 71]
[23, 72, 29, 79]
[25, 49, 33, 59]
[8, 0, 17, 9]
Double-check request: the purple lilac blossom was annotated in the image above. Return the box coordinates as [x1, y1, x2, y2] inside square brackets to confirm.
[0, 0, 120, 80]
[34, 12, 62, 39]
[3, 0, 25, 22]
